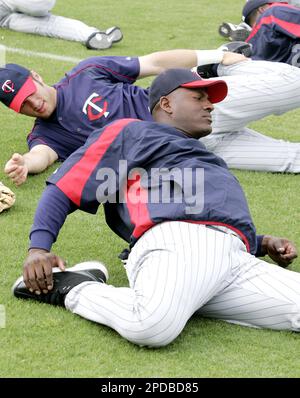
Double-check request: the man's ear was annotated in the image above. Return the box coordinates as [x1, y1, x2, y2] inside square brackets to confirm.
[159, 96, 173, 114]
[30, 70, 44, 84]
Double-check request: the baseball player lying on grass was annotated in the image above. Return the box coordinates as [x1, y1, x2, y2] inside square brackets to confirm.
[1, 49, 300, 185]
[0, 0, 123, 50]
[217, 0, 298, 42]
[13, 69, 300, 347]
[242, 1, 300, 65]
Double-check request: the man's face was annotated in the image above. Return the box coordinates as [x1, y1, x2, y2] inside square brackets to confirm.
[19, 75, 56, 118]
[165, 87, 214, 139]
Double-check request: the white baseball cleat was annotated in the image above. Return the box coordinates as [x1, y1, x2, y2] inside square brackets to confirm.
[105, 26, 123, 43]
[86, 31, 112, 50]
[218, 22, 252, 42]
[86, 27, 123, 50]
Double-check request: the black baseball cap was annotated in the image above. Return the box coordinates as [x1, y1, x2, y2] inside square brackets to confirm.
[0, 64, 36, 113]
[242, 1, 287, 24]
[149, 68, 228, 113]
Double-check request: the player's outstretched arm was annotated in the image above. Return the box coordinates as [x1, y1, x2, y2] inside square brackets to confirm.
[24, 184, 76, 293]
[138, 49, 247, 78]
[261, 235, 298, 268]
[4, 145, 58, 186]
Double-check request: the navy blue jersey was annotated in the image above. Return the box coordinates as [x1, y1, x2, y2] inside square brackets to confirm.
[26, 56, 152, 160]
[246, 3, 300, 64]
[41, 119, 258, 254]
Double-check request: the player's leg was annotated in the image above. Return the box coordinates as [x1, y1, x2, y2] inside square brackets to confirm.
[201, 127, 300, 173]
[197, 244, 300, 331]
[0, 1, 122, 47]
[0, 11, 100, 43]
[218, 58, 299, 77]
[212, 60, 300, 133]
[65, 222, 234, 347]
[203, 60, 300, 172]
[0, 1, 12, 23]
[11, 0, 56, 16]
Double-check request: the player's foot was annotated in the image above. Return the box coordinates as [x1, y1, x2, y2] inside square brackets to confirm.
[86, 31, 112, 50]
[196, 41, 252, 79]
[12, 261, 108, 307]
[105, 26, 123, 43]
[219, 41, 253, 57]
[196, 64, 219, 79]
[218, 22, 233, 38]
[218, 22, 252, 42]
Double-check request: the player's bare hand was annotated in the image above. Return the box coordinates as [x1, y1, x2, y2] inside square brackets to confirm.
[262, 235, 298, 268]
[221, 52, 249, 66]
[4, 153, 28, 186]
[23, 249, 66, 294]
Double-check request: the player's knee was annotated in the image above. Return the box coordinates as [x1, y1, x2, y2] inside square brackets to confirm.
[289, 305, 300, 332]
[269, 304, 300, 332]
[122, 317, 183, 348]
[126, 330, 176, 348]
[24, 0, 55, 16]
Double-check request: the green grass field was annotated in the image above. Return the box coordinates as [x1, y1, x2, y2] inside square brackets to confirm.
[1, 0, 300, 378]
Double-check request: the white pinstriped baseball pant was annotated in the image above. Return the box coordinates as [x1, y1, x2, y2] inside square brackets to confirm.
[0, 0, 99, 43]
[65, 222, 300, 347]
[201, 60, 300, 173]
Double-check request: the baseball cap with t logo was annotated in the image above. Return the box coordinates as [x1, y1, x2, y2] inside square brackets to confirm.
[0, 64, 36, 113]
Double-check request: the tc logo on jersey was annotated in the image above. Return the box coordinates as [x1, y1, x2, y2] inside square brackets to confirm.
[82, 92, 110, 121]
[2, 80, 15, 94]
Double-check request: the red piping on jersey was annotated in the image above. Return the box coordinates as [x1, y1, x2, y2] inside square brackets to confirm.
[27, 136, 48, 146]
[56, 118, 137, 206]
[247, 4, 300, 41]
[56, 63, 136, 89]
[125, 170, 154, 238]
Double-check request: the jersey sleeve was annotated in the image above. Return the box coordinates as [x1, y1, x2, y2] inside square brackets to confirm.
[27, 119, 82, 161]
[254, 234, 265, 257]
[29, 184, 76, 251]
[64, 56, 141, 85]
